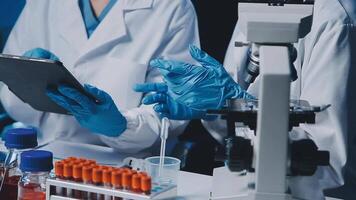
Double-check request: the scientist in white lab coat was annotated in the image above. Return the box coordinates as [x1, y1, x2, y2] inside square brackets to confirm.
[135, 0, 356, 199]
[1, 0, 199, 154]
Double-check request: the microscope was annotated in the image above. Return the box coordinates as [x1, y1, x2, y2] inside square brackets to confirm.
[209, 1, 330, 199]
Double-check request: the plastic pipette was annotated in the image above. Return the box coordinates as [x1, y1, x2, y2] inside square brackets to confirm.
[158, 117, 170, 178]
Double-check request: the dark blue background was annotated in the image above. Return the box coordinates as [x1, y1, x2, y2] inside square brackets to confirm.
[0, 0, 25, 52]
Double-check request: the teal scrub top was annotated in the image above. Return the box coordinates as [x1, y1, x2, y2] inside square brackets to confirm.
[79, 0, 118, 38]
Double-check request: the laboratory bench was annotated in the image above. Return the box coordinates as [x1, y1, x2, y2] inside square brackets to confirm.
[177, 171, 341, 200]
[0, 140, 342, 200]
[40, 140, 342, 200]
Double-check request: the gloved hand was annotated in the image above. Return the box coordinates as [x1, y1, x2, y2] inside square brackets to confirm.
[134, 82, 214, 120]
[46, 84, 127, 137]
[150, 45, 254, 110]
[23, 48, 60, 61]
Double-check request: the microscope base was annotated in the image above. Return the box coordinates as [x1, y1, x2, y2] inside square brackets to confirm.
[210, 167, 250, 200]
[251, 192, 292, 200]
[210, 167, 292, 200]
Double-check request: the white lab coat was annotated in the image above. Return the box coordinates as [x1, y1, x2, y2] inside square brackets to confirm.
[204, 0, 356, 199]
[1, 0, 199, 154]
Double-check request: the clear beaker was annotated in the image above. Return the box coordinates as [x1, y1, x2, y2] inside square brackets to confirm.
[144, 156, 180, 185]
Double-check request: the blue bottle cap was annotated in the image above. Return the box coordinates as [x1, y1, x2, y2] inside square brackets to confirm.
[20, 150, 53, 172]
[4, 128, 38, 149]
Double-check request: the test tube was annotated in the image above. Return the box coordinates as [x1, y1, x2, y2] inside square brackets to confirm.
[112, 169, 123, 200]
[93, 167, 104, 200]
[73, 164, 83, 199]
[141, 176, 152, 195]
[63, 163, 73, 197]
[103, 169, 113, 200]
[54, 161, 65, 196]
[122, 171, 133, 191]
[82, 166, 93, 199]
[73, 164, 83, 182]
[132, 174, 142, 193]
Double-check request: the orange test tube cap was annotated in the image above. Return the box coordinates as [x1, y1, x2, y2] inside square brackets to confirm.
[78, 158, 87, 162]
[62, 159, 72, 164]
[122, 172, 133, 189]
[112, 170, 123, 187]
[55, 161, 64, 177]
[106, 166, 114, 171]
[73, 160, 83, 165]
[99, 166, 109, 170]
[73, 164, 83, 180]
[82, 162, 91, 166]
[82, 166, 93, 182]
[92, 167, 103, 184]
[63, 163, 73, 179]
[139, 172, 148, 177]
[90, 164, 98, 168]
[122, 168, 131, 173]
[86, 159, 96, 165]
[114, 167, 122, 172]
[141, 176, 152, 192]
[66, 157, 77, 162]
[132, 174, 141, 190]
[103, 169, 112, 184]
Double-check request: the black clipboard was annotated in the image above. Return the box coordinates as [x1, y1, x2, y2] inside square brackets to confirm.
[0, 54, 96, 115]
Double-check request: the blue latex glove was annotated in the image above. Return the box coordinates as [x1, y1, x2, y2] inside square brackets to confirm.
[150, 45, 254, 110]
[23, 48, 60, 61]
[46, 84, 127, 137]
[134, 82, 214, 120]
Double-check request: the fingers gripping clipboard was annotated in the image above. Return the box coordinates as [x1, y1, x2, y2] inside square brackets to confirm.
[0, 54, 96, 115]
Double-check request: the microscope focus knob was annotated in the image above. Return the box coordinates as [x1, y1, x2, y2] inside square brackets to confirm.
[290, 139, 330, 176]
[225, 136, 253, 172]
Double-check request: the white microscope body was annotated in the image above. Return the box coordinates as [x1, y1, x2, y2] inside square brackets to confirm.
[211, 2, 314, 200]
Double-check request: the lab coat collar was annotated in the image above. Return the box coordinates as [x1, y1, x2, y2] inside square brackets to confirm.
[76, 0, 153, 64]
[59, 0, 153, 66]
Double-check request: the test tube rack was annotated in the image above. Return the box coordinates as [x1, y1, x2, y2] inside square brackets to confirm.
[46, 177, 177, 200]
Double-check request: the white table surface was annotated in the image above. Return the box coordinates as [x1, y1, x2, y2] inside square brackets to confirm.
[176, 171, 212, 200]
[8, 140, 339, 200]
[176, 171, 341, 200]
